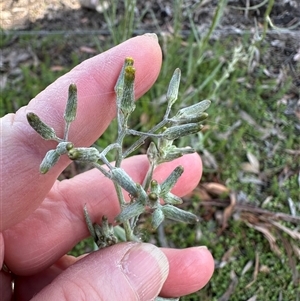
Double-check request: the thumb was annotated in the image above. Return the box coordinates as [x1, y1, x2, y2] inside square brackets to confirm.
[32, 243, 169, 301]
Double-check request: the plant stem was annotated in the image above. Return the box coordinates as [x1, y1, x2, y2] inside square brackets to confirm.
[123, 118, 169, 158]
[142, 161, 156, 191]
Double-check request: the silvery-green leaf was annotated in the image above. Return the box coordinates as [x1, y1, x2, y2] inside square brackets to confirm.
[157, 152, 183, 163]
[135, 183, 148, 203]
[152, 208, 165, 229]
[163, 123, 204, 140]
[157, 146, 195, 163]
[116, 201, 145, 222]
[27, 112, 58, 140]
[175, 99, 211, 120]
[39, 149, 60, 174]
[120, 66, 136, 115]
[163, 192, 183, 205]
[64, 83, 78, 123]
[170, 112, 209, 125]
[111, 168, 138, 197]
[160, 166, 184, 194]
[113, 225, 127, 242]
[147, 141, 158, 164]
[161, 205, 199, 224]
[166, 68, 181, 109]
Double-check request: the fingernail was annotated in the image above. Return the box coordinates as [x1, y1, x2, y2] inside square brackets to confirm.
[121, 243, 169, 299]
[197, 246, 208, 250]
[143, 33, 158, 42]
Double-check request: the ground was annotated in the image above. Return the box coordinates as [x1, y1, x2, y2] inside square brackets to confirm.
[2, 0, 300, 95]
[2, 0, 300, 33]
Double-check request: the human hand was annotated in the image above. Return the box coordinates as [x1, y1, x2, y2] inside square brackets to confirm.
[0, 34, 214, 301]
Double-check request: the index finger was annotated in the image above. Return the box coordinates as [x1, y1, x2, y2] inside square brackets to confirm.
[1, 34, 162, 230]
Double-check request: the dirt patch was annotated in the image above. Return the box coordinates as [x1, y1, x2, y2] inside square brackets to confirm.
[2, 1, 300, 81]
[1, 0, 80, 29]
[2, 0, 300, 32]
[2, 1, 299, 68]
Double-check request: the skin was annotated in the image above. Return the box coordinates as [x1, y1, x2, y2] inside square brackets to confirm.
[0, 34, 214, 301]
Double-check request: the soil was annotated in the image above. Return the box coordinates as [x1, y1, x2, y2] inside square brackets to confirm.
[2, 0, 300, 34]
[2, 1, 299, 86]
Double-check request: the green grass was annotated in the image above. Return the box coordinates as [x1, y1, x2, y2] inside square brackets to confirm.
[1, 0, 299, 300]
[163, 217, 299, 300]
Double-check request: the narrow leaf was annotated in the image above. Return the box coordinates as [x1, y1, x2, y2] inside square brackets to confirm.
[39, 149, 60, 174]
[27, 112, 57, 140]
[160, 166, 184, 194]
[162, 205, 199, 224]
[64, 83, 78, 123]
[152, 208, 165, 229]
[166, 68, 181, 108]
[116, 201, 145, 222]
